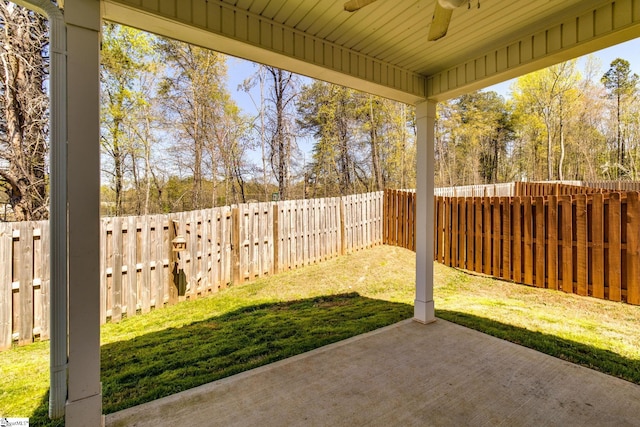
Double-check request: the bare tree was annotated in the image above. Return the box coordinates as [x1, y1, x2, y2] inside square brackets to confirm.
[264, 66, 298, 201]
[0, 1, 49, 220]
[157, 39, 229, 209]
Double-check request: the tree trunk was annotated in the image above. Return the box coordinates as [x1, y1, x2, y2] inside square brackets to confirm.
[558, 102, 565, 181]
[0, 4, 49, 221]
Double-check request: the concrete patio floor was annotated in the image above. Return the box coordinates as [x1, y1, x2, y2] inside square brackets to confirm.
[106, 319, 640, 426]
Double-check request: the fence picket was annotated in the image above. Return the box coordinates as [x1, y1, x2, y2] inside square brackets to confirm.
[111, 216, 123, 322]
[483, 197, 491, 275]
[201, 210, 211, 293]
[626, 192, 640, 304]
[591, 194, 605, 299]
[0, 224, 11, 349]
[152, 215, 169, 309]
[452, 197, 459, 268]
[559, 196, 573, 294]
[608, 193, 622, 302]
[501, 197, 511, 281]
[140, 215, 151, 313]
[492, 198, 501, 277]
[523, 198, 533, 286]
[38, 221, 50, 340]
[466, 198, 474, 271]
[17, 223, 34, 345]
[126, 216, 137, 317]
[576, 195, 588, 296]
[534, 197, 545, 288]
[547, 196, 558, 291]
[474, 198, 483, 272]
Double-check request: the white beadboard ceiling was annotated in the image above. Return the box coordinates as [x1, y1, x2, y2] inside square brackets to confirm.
[103, 0, 640, 102]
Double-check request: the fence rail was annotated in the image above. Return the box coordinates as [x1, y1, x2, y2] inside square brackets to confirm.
[1, 192, 383, 349]
[383, 188, 640, 306]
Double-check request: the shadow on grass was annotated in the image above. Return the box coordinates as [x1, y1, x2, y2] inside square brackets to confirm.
[436, 309, 640, 385]
[99, 293, 412, 414]
[27, 394, 59, 427]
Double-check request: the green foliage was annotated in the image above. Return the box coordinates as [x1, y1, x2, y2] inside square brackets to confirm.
[601, 58, 639, 99]
[100, 23, 156, 216]
[156, 39, 250, 208]
[511, 60, 581, 181]
[435, 91, 513, 186]
[601, 58, 640, 178]
[297, 81, 415, 197]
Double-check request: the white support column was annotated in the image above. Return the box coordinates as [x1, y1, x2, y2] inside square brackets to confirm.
[414, 100, 436, 324]
[64, 0, 103, 425]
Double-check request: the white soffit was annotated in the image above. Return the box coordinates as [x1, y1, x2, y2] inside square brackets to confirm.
[102, 0, 640, 103]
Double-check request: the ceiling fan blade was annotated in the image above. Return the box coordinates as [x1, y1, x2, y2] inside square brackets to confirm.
[428, 2, 454, 41]
[344, 0, 378, 12]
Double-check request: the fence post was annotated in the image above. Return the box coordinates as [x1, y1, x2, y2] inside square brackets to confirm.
[232, 207, 241, 285]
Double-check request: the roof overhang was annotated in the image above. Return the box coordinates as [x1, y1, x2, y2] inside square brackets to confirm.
[102, 0, 640, 103]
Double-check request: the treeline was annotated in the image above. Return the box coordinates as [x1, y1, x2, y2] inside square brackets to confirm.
[99, 24, 416, 216]
[1, 3, 639, 220]
[435, 57, 640, 187]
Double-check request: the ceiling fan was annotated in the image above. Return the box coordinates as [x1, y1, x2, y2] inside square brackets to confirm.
[344, 0, 469, 41]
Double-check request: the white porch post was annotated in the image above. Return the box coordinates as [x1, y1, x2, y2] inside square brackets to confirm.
[64, 0, 103, 424]
[414, 100, 436, 324]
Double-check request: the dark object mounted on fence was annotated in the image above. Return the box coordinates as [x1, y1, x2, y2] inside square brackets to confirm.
[172, 235, 187, 252]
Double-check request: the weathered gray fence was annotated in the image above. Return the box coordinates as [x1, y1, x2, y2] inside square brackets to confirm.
[1, 192, 383, 349]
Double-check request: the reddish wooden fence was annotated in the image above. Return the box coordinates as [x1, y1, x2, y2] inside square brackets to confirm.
[383, 187, 640, 306]
[384, 189, 416, 252]
[514, 181, 612, 197]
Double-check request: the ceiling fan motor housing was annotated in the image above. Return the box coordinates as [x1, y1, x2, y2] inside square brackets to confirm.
[438, 0, 466, 9]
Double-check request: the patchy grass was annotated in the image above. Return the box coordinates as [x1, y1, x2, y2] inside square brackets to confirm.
[1, 246, 414, 426]
[2, 245, 640, 426]
[101, 294, 410, 413]
[0, 341, 51, 424]
[434, 266, 640, 367]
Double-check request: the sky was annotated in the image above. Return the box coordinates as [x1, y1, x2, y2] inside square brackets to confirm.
[225, 37, 640, 115]
[223, 36, 640, 163]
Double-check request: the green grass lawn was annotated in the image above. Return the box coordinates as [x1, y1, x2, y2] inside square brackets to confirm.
[2, 245, 640, 426]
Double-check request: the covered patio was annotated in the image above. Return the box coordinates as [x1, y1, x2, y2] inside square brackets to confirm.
[106, 319, 640, 426]
[20, 0, 640, 424]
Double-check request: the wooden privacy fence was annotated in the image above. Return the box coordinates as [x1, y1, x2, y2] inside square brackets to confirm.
[582, 181, 640, 191]
[1, 192, 382, 349]
[384, 189, 416, 251]
[384, 188, 640, 306]
[435, 181, 619, 198]
[514, 181, 612, 197]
